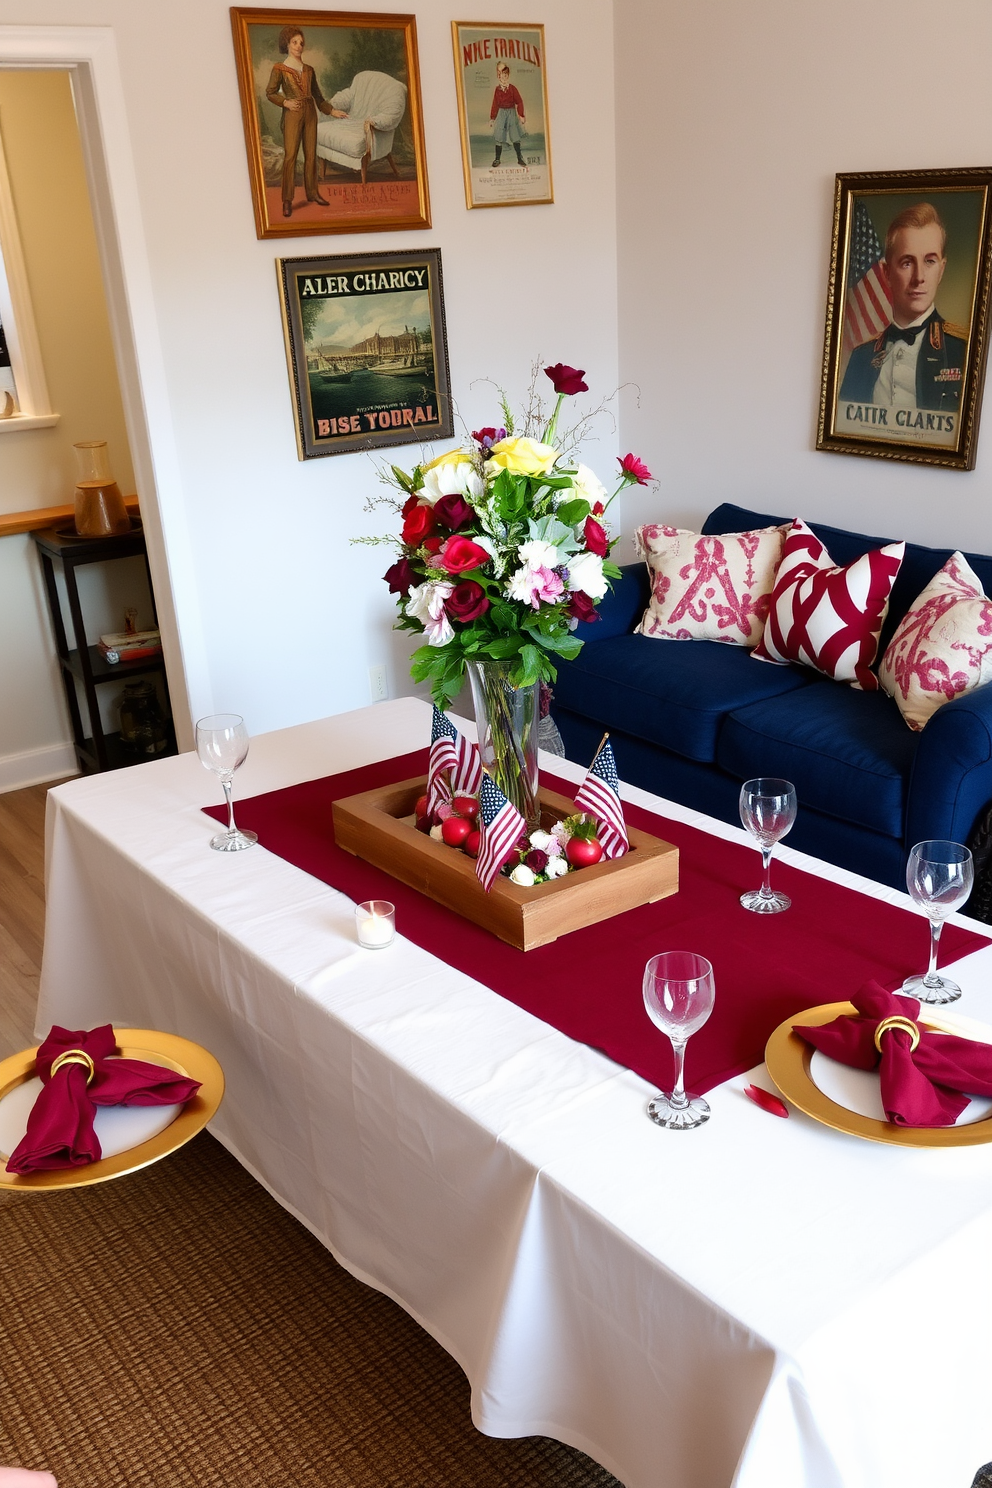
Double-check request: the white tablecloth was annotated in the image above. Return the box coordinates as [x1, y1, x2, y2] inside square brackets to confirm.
[37, 698, 992, 1488]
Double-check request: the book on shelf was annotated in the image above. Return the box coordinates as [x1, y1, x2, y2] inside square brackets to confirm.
[97, 628, 162, 663]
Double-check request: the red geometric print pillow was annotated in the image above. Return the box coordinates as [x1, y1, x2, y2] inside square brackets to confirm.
[634, 524, 787, 648]
[752, 519, 905, 690]
[878, 554, 992, 730]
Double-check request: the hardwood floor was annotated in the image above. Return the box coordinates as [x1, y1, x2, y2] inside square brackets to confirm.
[0, 781, 69, 1060]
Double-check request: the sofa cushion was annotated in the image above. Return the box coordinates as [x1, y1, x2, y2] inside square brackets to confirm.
[633, 523, 786, 648]
[552, 633, 811, 764]
[753, 518, 905, 690]
[878, 553, 992, 731]
[703, 502, 992, 655]
[717, 679, 918, 837]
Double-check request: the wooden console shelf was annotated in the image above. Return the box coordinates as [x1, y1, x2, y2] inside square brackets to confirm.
[0, 495, 140, 539]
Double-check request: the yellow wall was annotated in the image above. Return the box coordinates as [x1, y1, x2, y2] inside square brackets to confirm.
[0, 69, 135, 783]
[0, 68, 133, 510]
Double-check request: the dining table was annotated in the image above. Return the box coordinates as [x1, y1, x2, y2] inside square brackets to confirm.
[35, 696, 992, 1488]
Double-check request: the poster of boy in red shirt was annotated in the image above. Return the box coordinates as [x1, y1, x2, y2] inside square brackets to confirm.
[451, 24, 552, 209]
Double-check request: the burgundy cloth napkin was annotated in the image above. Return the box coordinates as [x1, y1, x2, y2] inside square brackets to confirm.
[794, 980, 992, 1127]
[5, 1024, 201, 1175]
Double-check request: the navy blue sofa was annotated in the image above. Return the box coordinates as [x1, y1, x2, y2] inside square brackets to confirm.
[551, 502, 992, 890]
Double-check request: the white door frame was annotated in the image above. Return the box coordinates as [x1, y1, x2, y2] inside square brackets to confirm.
[0, 25, 212, 750]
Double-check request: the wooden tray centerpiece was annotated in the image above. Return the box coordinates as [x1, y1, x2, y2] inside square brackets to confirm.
[332, 776, 679, 951]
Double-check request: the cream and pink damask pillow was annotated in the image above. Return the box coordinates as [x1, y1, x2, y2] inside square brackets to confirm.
[878, 553, 992, 730]
[634, 524, 788, 648]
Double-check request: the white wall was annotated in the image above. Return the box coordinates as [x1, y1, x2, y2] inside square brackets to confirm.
[0, 1, 618, 748]
[614, 0, 992, 557]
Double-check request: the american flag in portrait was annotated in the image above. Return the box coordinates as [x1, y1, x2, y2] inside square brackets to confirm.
[574, 739, 628, 859]
[843, 199, 892, 352]
[476, 774, 526, 893]
[427, 706, 482, 815]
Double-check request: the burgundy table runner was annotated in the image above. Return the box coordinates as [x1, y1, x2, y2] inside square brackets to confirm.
[205, 750, 990, 1094]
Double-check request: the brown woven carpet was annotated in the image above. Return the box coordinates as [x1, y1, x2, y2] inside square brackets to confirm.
[0, 1132, 620, 1488]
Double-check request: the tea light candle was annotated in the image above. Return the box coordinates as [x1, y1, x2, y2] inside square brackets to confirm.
[356, 900, 395, 949]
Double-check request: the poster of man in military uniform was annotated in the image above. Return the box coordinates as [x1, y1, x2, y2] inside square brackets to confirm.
[818, 171, 992, 470]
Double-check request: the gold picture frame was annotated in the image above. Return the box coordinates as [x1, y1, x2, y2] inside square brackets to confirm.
[230, 7, 431, 238]
[817, 168, 992, 471]
[451, 21, 553, 209]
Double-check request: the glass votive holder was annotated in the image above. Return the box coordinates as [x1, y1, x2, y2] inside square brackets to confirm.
[355, 900, 395, 949]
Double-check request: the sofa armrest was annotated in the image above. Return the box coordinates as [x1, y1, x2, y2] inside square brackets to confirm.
[572, 563, 649, 643]
[906, 682, 992, 850]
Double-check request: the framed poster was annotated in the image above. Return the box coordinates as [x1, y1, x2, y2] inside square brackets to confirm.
[230, 7, 431, 238]
[277, 247, 454, 458]
[451, 22, 552, 209]
[817, 168, 992, 471]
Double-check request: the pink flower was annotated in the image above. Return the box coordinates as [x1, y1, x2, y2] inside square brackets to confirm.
[528, 566, 564, 609]
[618, 452, 652, 485]
[544, 363, 588, 396]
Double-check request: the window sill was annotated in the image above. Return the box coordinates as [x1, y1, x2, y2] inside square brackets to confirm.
[0, 412, 60, 432]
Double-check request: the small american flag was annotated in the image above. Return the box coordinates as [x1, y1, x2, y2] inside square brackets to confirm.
[844, 199, 892, 352]
[574, 738, 628, 859]
[476, 774, 526, 893]
[427, 706, 482, 815]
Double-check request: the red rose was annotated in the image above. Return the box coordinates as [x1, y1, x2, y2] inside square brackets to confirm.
[567, 591, 599, 624]
[544, 363, 588, 396]
[524, 848, 549, 873]
[383, 558, 417, 595]
[618, 452, 652, 485]
[401, 503, 436, 546]
[444, 580, 490, 623]
[439, 535, 490, 575]
[583, 516, 609, 557]
[401, 493, 420, 517]
[434, 492, 474, 531]
[423, 535, 444, 554]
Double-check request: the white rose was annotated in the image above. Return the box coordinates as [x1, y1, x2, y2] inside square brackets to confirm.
[529, 830, 554, 851]
[509, 863, 537, 887]
[545, 855, 569, 878]
[569, 463, 608, 507]
[422, 459, 483, 505]
[517, 539, 562, 571]
[567, 551, 607, 599]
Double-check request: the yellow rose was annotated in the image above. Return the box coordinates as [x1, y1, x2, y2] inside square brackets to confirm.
[486, 437, 560, 477]
[421, 448, 467, 473]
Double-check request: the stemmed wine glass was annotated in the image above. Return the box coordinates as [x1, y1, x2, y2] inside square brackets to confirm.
[902, 840, 974, 1004]
[642, 951, 715, 1130]
[195, 714, 258, 853]
[739, 778, 797, 914]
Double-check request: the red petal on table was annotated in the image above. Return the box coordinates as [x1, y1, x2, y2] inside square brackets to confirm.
[744, 1083, 789, 1118]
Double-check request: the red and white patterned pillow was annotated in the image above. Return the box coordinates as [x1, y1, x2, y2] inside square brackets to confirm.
[634, 524, 787, 648]
[752, 519, 905, 690]
[878, 554, 992, 730]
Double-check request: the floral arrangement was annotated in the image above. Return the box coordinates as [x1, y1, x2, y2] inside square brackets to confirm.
[414, 786, 608, 885]
[375, 363, 652, 709]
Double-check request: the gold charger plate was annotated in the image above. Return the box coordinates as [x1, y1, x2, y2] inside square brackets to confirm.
[0, 1029, 225, 1191]
[765, 1001, 992, 1148]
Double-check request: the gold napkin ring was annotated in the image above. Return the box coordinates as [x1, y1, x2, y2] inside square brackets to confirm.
[873, 1015, 921, 1054]
[49, 1049, 96, 1085]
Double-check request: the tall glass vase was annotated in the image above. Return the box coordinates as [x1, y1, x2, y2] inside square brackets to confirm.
[466, 659, 541, 829]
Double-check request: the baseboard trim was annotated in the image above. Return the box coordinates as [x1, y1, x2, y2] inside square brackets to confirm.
[0, 742, 79, 793]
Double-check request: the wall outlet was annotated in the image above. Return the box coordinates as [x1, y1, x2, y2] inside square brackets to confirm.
[368, 664, 388, 702]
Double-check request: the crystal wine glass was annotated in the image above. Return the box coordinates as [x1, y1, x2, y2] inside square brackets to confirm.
[642, 951, 715, 1130]
[739, 778, 797, 914]
[902, 840, 974, 1004]
[195, 714, 258, 853]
